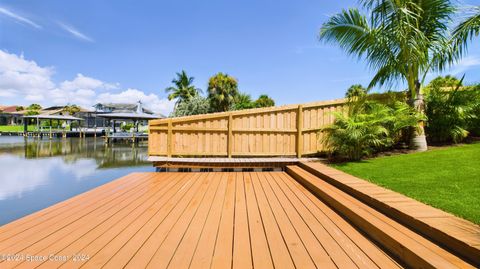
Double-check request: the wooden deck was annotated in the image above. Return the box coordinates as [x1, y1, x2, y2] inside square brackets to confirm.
[1, 167, 477, 268]
[149, 157, 320, 169]
[0, 171, 400, 269]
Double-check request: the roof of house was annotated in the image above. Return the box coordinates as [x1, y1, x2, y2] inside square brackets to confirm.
[93, 103, 154, 114]
[96, 112, 163, 120]
[0, 105, 20, 113]
[23, 114, 84, 120]
[42, 106, 94, 113]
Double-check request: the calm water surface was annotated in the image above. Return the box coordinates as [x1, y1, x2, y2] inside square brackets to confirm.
[0, 136, 153, 225]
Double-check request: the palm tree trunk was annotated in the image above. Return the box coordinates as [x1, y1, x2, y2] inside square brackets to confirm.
[409, 80, 428, 151]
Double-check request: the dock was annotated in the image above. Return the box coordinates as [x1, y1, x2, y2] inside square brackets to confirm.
[0, 163, 478, 268]
[104, 132, 148, 143]
[0, 130, 104, 138]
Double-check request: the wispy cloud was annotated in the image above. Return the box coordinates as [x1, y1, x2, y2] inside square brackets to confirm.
[0, 6, 41, 29]
[58, 22, 94, 42]
[450, 55, 480, 75]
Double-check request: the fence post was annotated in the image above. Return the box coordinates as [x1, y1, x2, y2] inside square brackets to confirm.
[167, 119, 173, 158]
[227, 114, 233, 158]
[296, 105, 303, 158]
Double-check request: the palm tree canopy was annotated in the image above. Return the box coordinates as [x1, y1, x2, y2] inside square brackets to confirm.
[345, 84, 367, 98]
[207, 72, 239, 112]
[254, 94, 275, 108]
[453, 6, 480, 54]
[319, 0, 462, 97]
[427, 75, 462, 88]
[165, 70, 201, 106]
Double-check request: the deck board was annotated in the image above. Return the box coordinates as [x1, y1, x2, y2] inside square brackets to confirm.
[0, 171, 401, 269]
[299, 162, 480, 266]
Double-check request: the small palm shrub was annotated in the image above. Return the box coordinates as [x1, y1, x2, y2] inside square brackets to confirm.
[170, 95, 211, 117]
[321, 99, 422, 161]
[425, 86, 480, 143]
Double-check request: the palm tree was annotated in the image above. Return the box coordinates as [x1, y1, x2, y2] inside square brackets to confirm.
[165, 70, 201, 107]
[319, 0, 467, 151]
[207, 73, 239, 112]
[428, 75, 462, 89]
[254, 94, 275, 108]
[345, 84, 367, 99]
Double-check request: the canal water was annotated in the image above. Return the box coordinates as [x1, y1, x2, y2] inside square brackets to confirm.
[0, 136, 153, 225]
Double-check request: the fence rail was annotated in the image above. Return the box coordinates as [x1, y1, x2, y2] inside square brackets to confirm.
[148, 98, 347, 158]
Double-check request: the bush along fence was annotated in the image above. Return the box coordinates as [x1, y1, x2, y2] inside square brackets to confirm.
[148, 98, 347, 158]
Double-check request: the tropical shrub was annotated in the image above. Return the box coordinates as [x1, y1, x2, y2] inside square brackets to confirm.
[231, 93, 276, 110]
[27, 104, 42, 110]
[321, 99, 422, 161]
[65, 105, 81, 115]
[254, 94, 275, 108]
[231, 93, 255, 110]
[170, 95, 211, 117]
[425, 85, 480, 143]
[121, 123, 134, 132]
[207, 73, 239, 112]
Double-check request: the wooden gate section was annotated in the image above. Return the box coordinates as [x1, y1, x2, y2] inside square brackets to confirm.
[148, 98, 347, 157]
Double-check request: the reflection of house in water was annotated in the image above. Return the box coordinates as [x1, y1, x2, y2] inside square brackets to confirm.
[0, 138, 150, 168]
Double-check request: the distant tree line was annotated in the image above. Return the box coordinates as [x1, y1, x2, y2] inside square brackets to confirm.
[166, 70, 275, 117]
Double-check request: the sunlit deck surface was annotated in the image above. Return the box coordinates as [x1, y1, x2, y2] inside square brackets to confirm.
[1, 168, 478, 269]
[0, 171, 400, 269]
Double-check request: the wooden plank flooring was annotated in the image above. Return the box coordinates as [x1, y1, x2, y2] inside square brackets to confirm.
[0, 172, 399, 269]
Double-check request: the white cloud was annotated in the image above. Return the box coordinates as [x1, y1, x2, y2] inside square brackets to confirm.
[0, 50, 174, 115]
[0, 6, 41, 29]
[58, 22, 94, 42]
[49, 73, 119, 107]
[0, 50, 55, 102]
[96, 89, 175, 116]
[450, 55, 480, 75]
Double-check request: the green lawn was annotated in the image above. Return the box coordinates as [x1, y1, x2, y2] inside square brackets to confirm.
[332, 143, 480, 225]
[0, 125, 35, 132]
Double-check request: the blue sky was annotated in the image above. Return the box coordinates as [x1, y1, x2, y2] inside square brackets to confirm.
[1, 0, 479, 114]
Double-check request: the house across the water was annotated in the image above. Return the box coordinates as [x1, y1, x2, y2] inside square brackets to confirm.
[1, 102, 164, 131]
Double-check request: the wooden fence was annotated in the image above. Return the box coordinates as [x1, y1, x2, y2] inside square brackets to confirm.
[148, 98, 347, 158]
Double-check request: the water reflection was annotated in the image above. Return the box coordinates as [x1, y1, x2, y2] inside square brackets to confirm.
[0, 137, 153, 225]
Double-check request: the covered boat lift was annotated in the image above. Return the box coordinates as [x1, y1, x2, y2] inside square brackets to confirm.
[96, 101, 162, 142]
[22, 114, 85, 137]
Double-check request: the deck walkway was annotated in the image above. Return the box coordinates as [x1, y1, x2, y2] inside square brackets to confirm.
[0, 171, 399, 269]
[0, 168, 477, 268]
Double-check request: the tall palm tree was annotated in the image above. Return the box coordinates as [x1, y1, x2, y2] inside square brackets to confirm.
[319, 0, 467, 151]
[165, 70, 201, 107]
